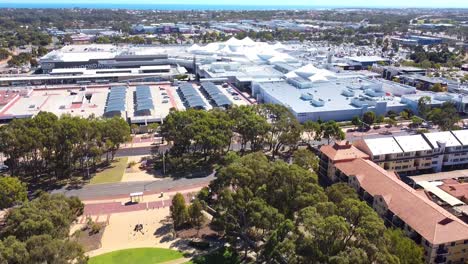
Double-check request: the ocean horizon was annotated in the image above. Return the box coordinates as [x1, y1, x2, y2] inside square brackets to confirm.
[0, 2, 393, 10]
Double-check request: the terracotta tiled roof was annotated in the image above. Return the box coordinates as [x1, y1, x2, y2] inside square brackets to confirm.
[320, 141, 369, 162]
[439, 182, 468, 202]
[336, 158, 468, 245]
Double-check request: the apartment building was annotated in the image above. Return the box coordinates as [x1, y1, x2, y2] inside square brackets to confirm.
[334, 158, 468, 264]
[319, 141, 369, 182]
[353, 131, 468, 175]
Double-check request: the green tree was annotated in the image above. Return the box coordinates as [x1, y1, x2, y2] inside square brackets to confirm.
[376, 115, 385, 124]
[326, 183, 359, 204]
[385, 118, 397, 127]
[257, 104, 303, 157]
[428, 102, 460, 131]
[303, 120, 320, 143]
[362, 111, 376, 126]
[430, 83, 444, 92]
[400, 111, 409, 120]
[1, 193, 83, 241]
[292, 149, 318, 172]
[170, 193, 188, 229]
[0, 236, 29, 264]
[0, 177, 27, 209]
[384, 229, 424, 264]
[417, 96, 431, 119]
[25, 235, 87, 264]
[188, 199, 204, 234]
[228, 105, 269, 152]
[321, 121, 345, 144]
[147, 122, 159, 132]
[351, 116, 361, 129]
[0, 48, 10, 60]
[411, 116, 424, 127]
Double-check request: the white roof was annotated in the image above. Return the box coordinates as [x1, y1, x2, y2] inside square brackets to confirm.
[364, 137, 403, 155]
[423, 131, 461, 148]
[418, 181, 465, 207]
[451, 130, 468, 146]
[347, 56, 388, 63]
[285, 64, 336, 82]
[394, 135, 433, 152]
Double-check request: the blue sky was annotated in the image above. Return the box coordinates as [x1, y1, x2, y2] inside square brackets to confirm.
[4, 0, 468, 8]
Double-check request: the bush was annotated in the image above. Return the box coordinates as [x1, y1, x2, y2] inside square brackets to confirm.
[90, 222, 104, 235]
[127, 161, 137, 168]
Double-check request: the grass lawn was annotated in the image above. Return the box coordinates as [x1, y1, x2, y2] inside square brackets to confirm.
[89, 157, 128, 185]
[88, 248, 184, 264]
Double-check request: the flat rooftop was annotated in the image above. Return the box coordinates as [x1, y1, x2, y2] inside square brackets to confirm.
[256, 79, 405, 114]
[394, 135, 433, 152]
[451, 130, 468, 146]
[423, 131, 462, 148]
[0, 87, 108, 119]
[346, 56, 389, 63]
[364, 137, 403, 155]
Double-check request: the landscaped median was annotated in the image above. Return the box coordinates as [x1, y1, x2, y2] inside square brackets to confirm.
[88, 248, 185, 264]
[90, 157, 128, 184]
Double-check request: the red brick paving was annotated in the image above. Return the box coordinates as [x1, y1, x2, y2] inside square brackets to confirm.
[83, 192, 194, 215]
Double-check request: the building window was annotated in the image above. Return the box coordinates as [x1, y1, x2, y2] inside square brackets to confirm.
[432, 161, 438, 165]
[464, 240, 468, 244]
[451, 242, 456, 246]
[374, 155, 380, 160]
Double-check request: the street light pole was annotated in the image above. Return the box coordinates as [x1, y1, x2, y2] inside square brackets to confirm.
[162, 151, 166, 175]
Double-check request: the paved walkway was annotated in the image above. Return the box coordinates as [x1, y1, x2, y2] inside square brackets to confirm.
[83, 192, 193, 215]
[160, 258, 192, 264]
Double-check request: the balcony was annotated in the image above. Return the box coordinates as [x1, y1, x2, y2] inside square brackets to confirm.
[436, 248, 448, 255]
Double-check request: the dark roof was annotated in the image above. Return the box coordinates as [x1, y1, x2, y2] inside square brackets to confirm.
[105, 86, 127, 114]
[135, 85, 154, 113]
[201, 82, 232, 107]
[179, 83, 207, 109]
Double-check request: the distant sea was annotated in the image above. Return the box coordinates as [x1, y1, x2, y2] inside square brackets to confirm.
[0, 3, 338, 10]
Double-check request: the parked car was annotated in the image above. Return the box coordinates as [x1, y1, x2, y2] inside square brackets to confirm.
[0, 164, 8, 171]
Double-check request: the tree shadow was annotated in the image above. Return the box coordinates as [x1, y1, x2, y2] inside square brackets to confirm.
[170, 238, 193, 252]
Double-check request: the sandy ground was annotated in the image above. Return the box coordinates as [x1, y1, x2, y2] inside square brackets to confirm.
[121, 155, 161, 182]
[86, 208, 184, 257]
[75, 187, 204, 258]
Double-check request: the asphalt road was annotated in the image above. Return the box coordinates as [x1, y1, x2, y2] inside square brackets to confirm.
[52, 173, 215, 200]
